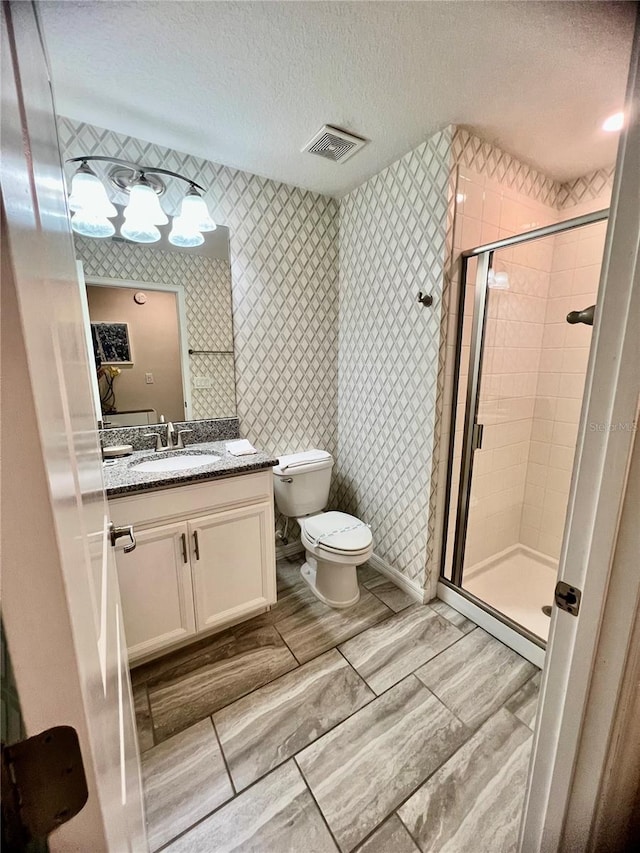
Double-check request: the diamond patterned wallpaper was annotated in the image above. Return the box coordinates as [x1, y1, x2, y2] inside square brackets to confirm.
[453, 128, 614, 210]
[59, 118, 339, 466]
[336, 128, 454, 587]
[557, 166, 616, 208]
[452, 128, 560, 206]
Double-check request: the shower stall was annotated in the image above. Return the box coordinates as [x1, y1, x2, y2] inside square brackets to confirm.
[441, 209, 608, 660]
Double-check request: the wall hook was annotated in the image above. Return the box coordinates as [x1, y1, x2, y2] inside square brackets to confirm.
[417, 292, 433, 307]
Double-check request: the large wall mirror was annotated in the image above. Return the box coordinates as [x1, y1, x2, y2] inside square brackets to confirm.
[75, 226, 236, 428]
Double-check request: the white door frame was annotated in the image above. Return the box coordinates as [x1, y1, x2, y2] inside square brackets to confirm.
[84, 275, 194, 423]
[520, 14, 640, 850]
[1, 2, 146, 849]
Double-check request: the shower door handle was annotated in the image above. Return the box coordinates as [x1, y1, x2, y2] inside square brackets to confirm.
[471, 422, 484, 452]
[567, 304, 596, 326]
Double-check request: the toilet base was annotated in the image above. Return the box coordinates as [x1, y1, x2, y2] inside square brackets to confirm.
[300, 554, 360, 609]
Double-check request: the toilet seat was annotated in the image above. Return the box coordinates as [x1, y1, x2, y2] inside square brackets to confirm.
[301, 511, 372, 555]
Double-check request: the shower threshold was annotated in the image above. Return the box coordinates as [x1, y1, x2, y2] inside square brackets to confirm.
[463, 544, 558, 642]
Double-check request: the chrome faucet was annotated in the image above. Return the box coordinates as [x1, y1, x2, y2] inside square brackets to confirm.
[144, 422, 193, 452]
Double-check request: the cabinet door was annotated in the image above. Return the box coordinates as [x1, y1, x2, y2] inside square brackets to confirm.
[189, 500, 276, 632]
[115, 521, 196, 659]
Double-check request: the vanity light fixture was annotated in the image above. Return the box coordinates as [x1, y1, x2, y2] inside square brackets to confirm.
[68, 161, 118, 237]
[65, 156, 216, 246]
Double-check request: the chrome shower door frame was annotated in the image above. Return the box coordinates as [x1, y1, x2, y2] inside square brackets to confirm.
[441, 208, 610, 641]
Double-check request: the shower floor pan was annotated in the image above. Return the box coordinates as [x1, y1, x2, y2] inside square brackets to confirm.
[463, 544, 558, 641]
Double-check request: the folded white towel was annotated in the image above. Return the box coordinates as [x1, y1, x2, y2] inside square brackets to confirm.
[226, 439, 258, 456]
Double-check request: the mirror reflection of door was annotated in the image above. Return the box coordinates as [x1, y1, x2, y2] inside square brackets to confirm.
[86, 283, 186, 426]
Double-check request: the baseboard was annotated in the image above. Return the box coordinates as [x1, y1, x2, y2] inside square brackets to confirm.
[275, 539, 305, 560]
[368, 552, 425, 604]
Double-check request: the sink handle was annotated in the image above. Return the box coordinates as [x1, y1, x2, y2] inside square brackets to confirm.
[175, 429, 193, 450]
[144, 432, 165, 452]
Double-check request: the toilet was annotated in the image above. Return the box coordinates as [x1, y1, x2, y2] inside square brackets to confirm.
[273, 449, 373, 608]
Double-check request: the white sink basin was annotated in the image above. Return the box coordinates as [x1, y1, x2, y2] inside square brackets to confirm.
[132, 453, 220, 473]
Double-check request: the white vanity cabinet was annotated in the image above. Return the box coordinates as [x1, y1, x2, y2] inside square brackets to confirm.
[109, 470, 276, 662]
[116, 521, 196, 657]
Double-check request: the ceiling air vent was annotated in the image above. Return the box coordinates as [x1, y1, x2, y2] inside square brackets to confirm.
[302, 125, 367, 163]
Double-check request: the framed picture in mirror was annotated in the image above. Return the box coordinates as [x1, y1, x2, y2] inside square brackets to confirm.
[91, 321, 133, 366]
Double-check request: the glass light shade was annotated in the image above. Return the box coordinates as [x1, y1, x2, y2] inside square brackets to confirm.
[68, 170, 117, 217]
[124, 183, 168, 225]
[180, 192, 216, 232]
[71, 210, 115, 238]
[120, 218, 161, 243]
[168, 215, 205, 247]
[602, 111, 624, 132]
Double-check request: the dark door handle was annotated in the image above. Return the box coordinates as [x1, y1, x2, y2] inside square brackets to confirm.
[181, 533, 188, 564]
[193, 530, 200, 560]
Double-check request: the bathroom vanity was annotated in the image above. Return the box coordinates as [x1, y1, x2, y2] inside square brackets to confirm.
[106, 438, 278, 663]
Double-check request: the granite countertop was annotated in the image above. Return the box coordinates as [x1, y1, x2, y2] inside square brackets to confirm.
[104, 441, 279, 497]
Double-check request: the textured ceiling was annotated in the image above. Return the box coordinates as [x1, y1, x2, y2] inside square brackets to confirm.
[40, 1, 635, 197]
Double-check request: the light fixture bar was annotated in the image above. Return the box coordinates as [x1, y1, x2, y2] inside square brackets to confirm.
[66, 156, 216, 247]
[65, 156, 206, 192]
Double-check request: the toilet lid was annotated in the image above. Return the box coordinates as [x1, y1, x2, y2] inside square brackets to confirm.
[273, 449, 333, 476]
[303, 511, 372, 553]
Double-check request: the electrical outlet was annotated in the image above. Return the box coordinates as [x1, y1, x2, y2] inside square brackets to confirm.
[194, 376, 212, 389]
[145, 372, 154, 384]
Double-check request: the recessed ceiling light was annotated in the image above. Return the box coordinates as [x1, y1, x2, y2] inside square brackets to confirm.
[602, 111, 624, 132]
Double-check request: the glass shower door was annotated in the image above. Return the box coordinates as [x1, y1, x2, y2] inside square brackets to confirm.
[446, 213, 607, 642]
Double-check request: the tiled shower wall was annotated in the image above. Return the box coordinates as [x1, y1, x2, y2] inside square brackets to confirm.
[520, 205, 609, 559]
[336, 128, 454, 590]
[58, 118, 339, 462]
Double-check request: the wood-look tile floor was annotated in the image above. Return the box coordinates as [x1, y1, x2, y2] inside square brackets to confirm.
[132, 556, 541, 853]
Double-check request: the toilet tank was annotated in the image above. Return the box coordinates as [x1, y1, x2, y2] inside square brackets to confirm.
[273, 450, 333, 518]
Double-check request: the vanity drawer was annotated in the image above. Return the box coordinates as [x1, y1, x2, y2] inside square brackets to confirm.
[109, 470, 273, 528]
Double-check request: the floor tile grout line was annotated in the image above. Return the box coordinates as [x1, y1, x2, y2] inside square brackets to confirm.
[203, 659, 465, 819]
[364, 580, 414, 613]
[292, 689, 479, 853]
[293, 755, 343, 853]
[142, 565, 393, 721]
[144, 586, 535, 851]
[414, 651, 540, 734]
[271, 620, 304, 665]
[210, 651, 377, 796]
[135, 681, 157, 752]
[209, 715, 237, 797]
[154, 758, 316, 852]
[150, 652, 299, 745]
[137, 608, 303, 691]
[149, 597, 411, 745]
[142, 598, 483, 748]
[425, 598, 478, 634]
[394, 806, 425, 851]
[389, 701, 537, 841]
[271, 596, 395, 668]
[336, 612, 473, 698]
